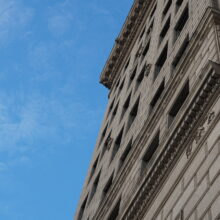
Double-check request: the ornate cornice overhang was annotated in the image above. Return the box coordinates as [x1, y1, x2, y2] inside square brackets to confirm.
[121, 61, 220, 220]
[99, 0, 153, 89]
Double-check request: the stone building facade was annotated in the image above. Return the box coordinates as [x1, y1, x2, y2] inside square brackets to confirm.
[75, 0, 220, 219]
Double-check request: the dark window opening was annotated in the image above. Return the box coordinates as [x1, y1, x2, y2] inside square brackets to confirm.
[150, 4, 157, 19]
[120, 93, 132, 120]
[142, 40, 150, 58]
[128, 66, 137, 88]
[154, 43, 168, 80]
[119, 139, 132, 170]
[89, 172, 101, 203]
[101, 131, 112, 158]
[102, 172, 114, 199]
[174, 5, 189, 42]
[111, 102, 119, 122]
[149, 79, 165, 113]
[124, 58, 130, 71]
[78, 195, 88, 220]
[99, 124, 108, 145]
[163, 0, 172, 17]
[119, 78, 125, 91]
[143, 131, 160, 164]
[139, 26, 146, 41]
[168, 80, 189, 126]
[107, 198, 121, 220]
[134, 44, 142, 63]
[111, 128, 124, 162]
[127, 97, 140, 132]
[107, 99, 115, 117]
[159, 17, 170, 44]
[135, 65, 146, 91]
[172, 36, 189, 69]
[176, 0, 184, 12]
[115, 79, 120, 89]
[88, 155, 99, 183]
[147, 20, 154, 35]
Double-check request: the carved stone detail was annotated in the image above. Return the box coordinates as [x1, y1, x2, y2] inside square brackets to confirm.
[186, 143, 193, 158]
[106, 137, 113, 150]
[145, 64, 152, 77]
[206, 111, 215, 125]
[100, 0, 153, 89]
[195, 126, 205, 144]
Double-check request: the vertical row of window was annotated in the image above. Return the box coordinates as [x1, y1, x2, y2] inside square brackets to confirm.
[174, 5, 189, 43]
[163, 0, 172, 18]
[99, 3, 158, 166]
[102, 0, 189, 165]
[154, 1, 189, 81]
[82, 77, 190, 219]
[78, 1, 192, 218]
[102, 78, 190, 220]
[110, 96, 139, 163]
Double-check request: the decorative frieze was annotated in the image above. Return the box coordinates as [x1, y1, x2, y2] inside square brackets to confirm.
[186, 110, 216, 158]
[122, 62, 220, 220]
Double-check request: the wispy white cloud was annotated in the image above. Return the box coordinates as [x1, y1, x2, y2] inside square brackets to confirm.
[89, 4, 111, 16]
[0, 91, 102, 162]
[0, 0, 34, 46]
[48, 15, 73, 37]
[47, 0, 74, 38]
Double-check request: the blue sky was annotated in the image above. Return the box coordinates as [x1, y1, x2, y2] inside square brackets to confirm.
[0, 0, 133, 219]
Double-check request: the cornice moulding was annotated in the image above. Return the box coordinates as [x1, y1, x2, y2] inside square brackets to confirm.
[99, 0, 153, 89]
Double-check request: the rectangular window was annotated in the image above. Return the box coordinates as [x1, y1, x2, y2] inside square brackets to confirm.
[172, 35, 189, 69]
[163, 0, 172, 17]
[124, 58, 130, 71]
[176, 0, 184, 12]
[102, 172, 114, 199]
[168, 80, 189, 126]
[99, 124, 108, 145]
[120, 92, 131, 121]
[107, 99, 115, 117]
[159, 17, 170, 44]
[111, 127, 124, 162]
[89, 172, 101, 202]
[150, 4, 157, 19]
[78, 195, 88, 220]
[147, 19, 154, 35]
[142, 40, 150, 58]
[119, 139, 132, 170]
[139, 26, 146, 41]
[135, 65, 146, 91]
[127, 97, 140, 132]
[111, 102, 119, 123]
[128, 66, 137, 88]
[174, 5, 189, 42]
[107, 198, 121, 220]
[154, 43, 168, 80]
[88, 155, 99, 183]
[101, 131, 112, 158]
[119, 78, 125, 91]
[143, 131, 160, 164]
[115, 79, 120, 89]
[149, 79, 165, 113]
